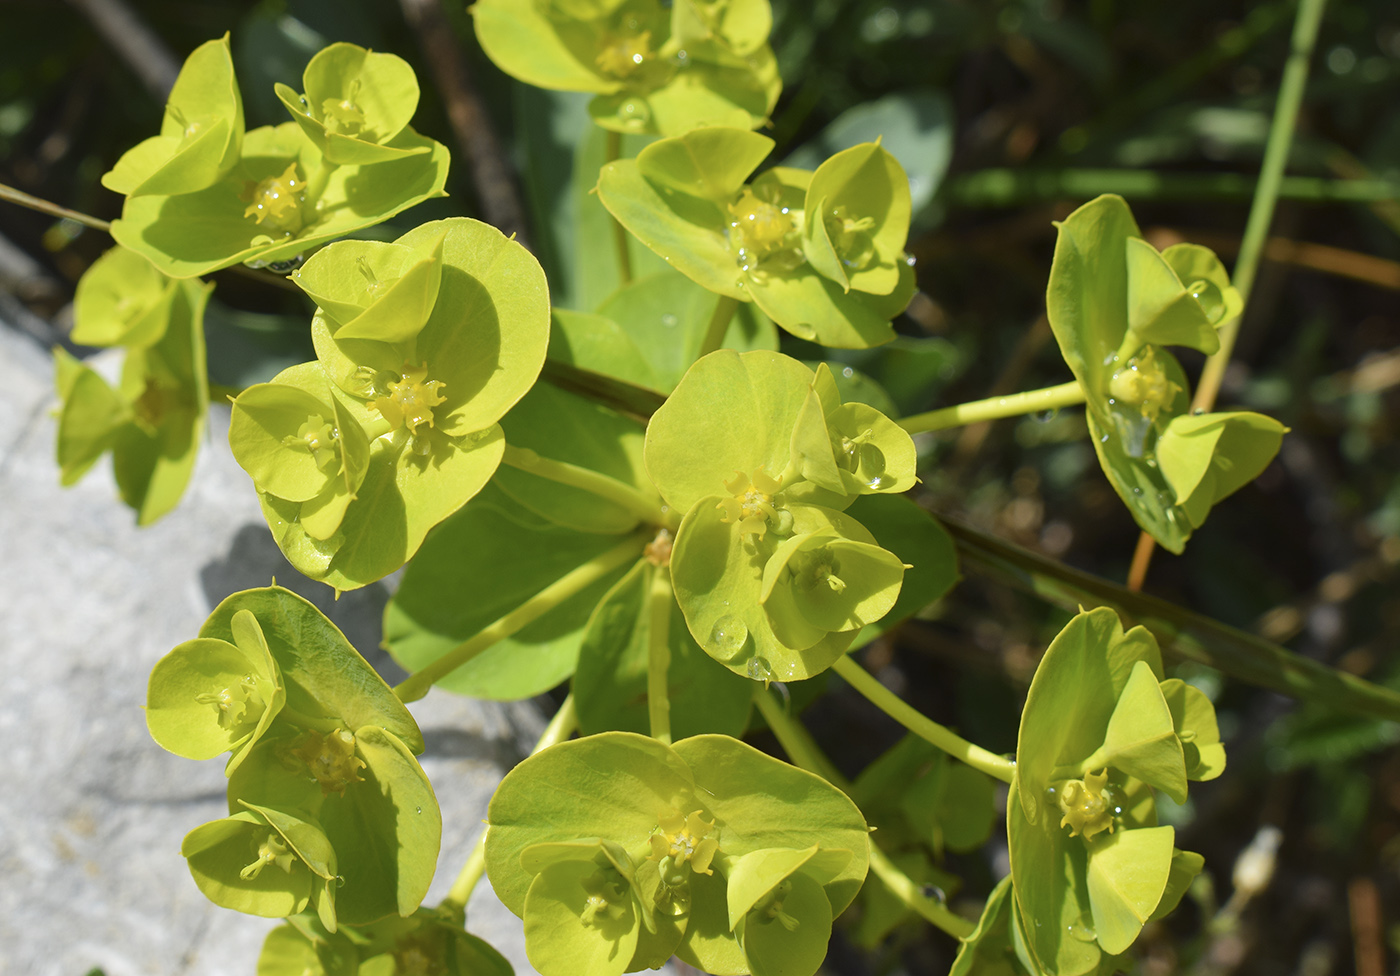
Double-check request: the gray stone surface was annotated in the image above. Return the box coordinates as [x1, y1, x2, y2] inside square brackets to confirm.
[0, 324, 546, 976]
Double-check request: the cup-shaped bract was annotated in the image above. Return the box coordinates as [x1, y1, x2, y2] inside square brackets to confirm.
[101, 34, 244, 197]
[234, 218, 549, 590]
[1046, 194, 1285, 552]
[646, 350, 914, 679]
[147, 608, 286, 773]
[53, 275, 212, 524]
[484, 731, 868, 976]
[111, 117, 450, 279]
[71, 246, 179, 348]
[472, 0, 780, 135]
[182, 803, 338, 930]
[598, 128, 916, 347]
[275, 43, 429, 165]
[1008, 608, 1220, 974]
[290, 232, 446, 343]
[190, 587, 440, 927]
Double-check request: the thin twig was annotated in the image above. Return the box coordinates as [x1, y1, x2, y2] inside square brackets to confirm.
[0, 182, 110, 232]
[398, 0, 531, 246]
[65, 0, 178, 102]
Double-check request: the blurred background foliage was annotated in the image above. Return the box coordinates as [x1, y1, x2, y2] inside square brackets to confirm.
[3, 0, 1400, 974]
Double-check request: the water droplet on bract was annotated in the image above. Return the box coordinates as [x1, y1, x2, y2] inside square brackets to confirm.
[905, 253, 917, 267]
[1045, 785, 1058, 798]
[1132, 487, 1142, 495]
[842, 366, 854, 378]
[619, 99, 650, 124]
[709, 616, 748, 660]
[1106, 398, 1116, 406]
[1113, 806, 1123, 816]
[416, 806, 422, 814]
[921, 884, 947, 903]
[661, 313, 678, 327]
[1192, 408, 1205, 416]
[1033, 409, 1058, 423]
[746, 657, 772, 681]
[866, 474, 892, 490]
[1100, 433, 1110, 444]
[1068, 914, 1097, 942]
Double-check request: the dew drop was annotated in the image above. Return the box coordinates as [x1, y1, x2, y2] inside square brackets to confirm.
[416, 806, 422, 814]
[1100, 433, 1110, 444]
[1033, 409, 1058, 423]
[1068, 914, 1097, 942]
[746, 657, 772, 681]
[842, 366, 854, 378]
[866, 474, 893, 490]
[709, 615, 748, 660]
[660, 313, 679, 327]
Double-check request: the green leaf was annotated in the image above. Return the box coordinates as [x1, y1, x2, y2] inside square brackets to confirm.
[547, 308, 665, 393]
[759, 529, 905, 648]
[594, 268, 777, 392]
[1161, 243, 1242, 326]
[524, 859, 640, 976]
[181, 808, 325, 920]
[1015, 608, 1162, 823]
[901, 755, 997, 854]
[101, 34, 243, 197]
[801, 142, 911, 296]
[1159, 680, 1226, 781]
[1084, 826, 1174, 955]
[1007, 789, 1100, 976]
[636, 126, 772, 203]
[277, 43, 426, 165]
[71, 246, 177, 348]
[597, 156, 745, 300]
[1146, 847, 1204, 922]
[53, 356, 130, 486]
[738, 868, 833, 976]
[111, 123, 449, 279]
[1123, 237, 1220, 355]
[743, 259, 912, 349]
[486, 732, 695, 916]
[201, 585, 424, 752]
[291, 232, 445, 343]
[949, 875, 1022, 976]
[1156, 412, 1287, 530]
[383, 485, 637, 699]
[725, 845, 848, 927]
[472, 0, 627, 95]
[1089, 660, 1187, 804]
[573, 562, 754, 738]
[672, 0, 773, 56]
[843, 494, 958, 635]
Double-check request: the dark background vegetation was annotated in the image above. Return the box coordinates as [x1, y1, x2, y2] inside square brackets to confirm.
[2, 0, 1398, 974]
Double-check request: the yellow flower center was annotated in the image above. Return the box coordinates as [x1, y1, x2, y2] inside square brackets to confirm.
[717, 467, 783, 537]
[1108, 347, 1178, 423]
[322, 89, 367, 135]
[371, 364, 447, 439]
[194, 675, 265, 733]
[1056, 768, 1115, 840]
[289, 728, 366, 796]
[649, 808, 718, 877]
[283, 414, 340, 472]
[240, 830, 295, 880]
[595, 30, 653, 78]
[243, 162, 304, 233]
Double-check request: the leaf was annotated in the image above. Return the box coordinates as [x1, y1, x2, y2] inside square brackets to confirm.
[948, 875, 1020, 976]
[1155, 411, 1287, 531]
[383, 485, 636, 700]
[291, 233, 445, 343]
[523, 860, 640, 976]
[802, 142, 911, 296]
[1146, 847, 1205, 923]
[900, 755, 997, 854]
[636, 126, 772, 203]
[743, 258, 912, 349]
[547, 307, 665, 394]
[71, 246, 177, 348]
[182, 810, 317, 919]
[843, 494, 959, 635]
[1084, 826, 1174, 955]
[1123, 237, 1220, 355]
[1007, 789, 1101, 976]
[1159, 679, 1225, 781]
[738, 869, 833, 976]
[472, 0, 624, 95]
[486, 732, 695, 916]
[572, 562, 754, 738]
[200, 585, 424, 752]
[278, 43, 425, 165]
[112, 123, 450, 279]
[1090, 660, 1187, 804]
[53, 357, 130, 486]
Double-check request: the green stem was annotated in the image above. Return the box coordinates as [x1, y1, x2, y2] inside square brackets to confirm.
[1192, 0, 1329, 414]
[945, 169, 1393, 209]
[753, 689, 977, 940]
[300, 159, 340, 216]
[394, 538, 646, 702]
[942, 516, 1400, 723]
[867, 844, 976, 941]
[440, 694, 579, 917]
[605, 130, 632, 285]
[831, 656, 1016, 785]
[501, 443, 670, 528]
[646, 566, 673, 744]
[897, 381, 1086, 436]
[695, 295, 741, 360]
[0, 182, 111, 231]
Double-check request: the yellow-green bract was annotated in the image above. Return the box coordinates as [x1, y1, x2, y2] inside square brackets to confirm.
[147, 587, 442, 929]
[1008, 608, 1222, 974]
[598, 127, 916, 347]
[54, 252, 211, 525]
[646, 349, 915, 680]
[472, 0, 781, 135]
[484, 731, 869, 976]
[228, 218, 550, 591]
[1045, 194, 1287, 552]
[256, 908, 515, 976]
[105, 37, 449, 278]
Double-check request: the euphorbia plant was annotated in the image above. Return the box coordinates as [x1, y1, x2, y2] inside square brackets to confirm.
[21, 6, 1382, 976]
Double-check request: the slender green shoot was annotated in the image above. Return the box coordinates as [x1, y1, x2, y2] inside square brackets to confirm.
[394, 538, 646, 701]
[440, 694, 579, 917]
[647, 566, 673, 744]
[831, 656, 1016, 784]
[696, 295, 741, 360]
[0, 182, 111, 231]
[897, 381, 1085, 435]
[501, 443, 671, 528]
[605, 129, 632, 285]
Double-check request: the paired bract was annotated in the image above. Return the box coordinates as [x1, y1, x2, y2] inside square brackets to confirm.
[599, 127, 916, 347]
